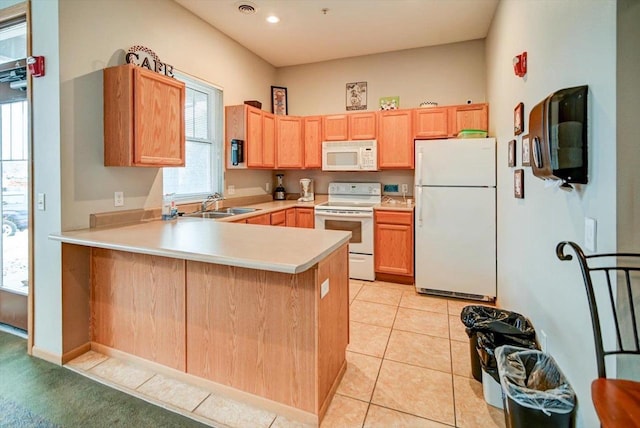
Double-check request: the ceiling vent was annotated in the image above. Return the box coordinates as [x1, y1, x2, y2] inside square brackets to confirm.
[237, 2, 257, 15]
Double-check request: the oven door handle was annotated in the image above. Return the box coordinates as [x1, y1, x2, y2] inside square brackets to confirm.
[314, 211, 372, 218]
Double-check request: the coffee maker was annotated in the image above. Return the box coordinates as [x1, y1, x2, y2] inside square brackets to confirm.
[298, 178, 314, 202]
[274, 174, 286, 200]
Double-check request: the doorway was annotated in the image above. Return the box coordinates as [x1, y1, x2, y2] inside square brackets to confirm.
[0, 14, 28, 333]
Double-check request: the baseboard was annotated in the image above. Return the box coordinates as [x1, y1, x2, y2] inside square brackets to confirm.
[62, 342, 91, 364]
[31, 346, 62, 365]
[90, 342, 319, 426]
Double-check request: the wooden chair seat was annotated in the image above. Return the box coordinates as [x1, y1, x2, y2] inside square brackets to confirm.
[592, 377, 640, 427]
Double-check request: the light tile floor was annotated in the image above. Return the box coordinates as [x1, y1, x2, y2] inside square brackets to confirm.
[66, 280, 504, 427]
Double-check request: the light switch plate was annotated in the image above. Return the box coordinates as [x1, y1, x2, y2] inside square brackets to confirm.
[320, 279, 330, 298]
[37, 193, 45, 211]
[228, 185, 235, 195]
[585, 217, 597, 252]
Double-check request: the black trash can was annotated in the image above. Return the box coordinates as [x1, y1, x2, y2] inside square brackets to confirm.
[460, 306, 537, 382]
[496, 345, 576, 428]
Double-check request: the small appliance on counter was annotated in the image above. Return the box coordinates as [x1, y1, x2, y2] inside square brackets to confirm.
[274, 173, 286, 200]
[298, 178, 314, 202]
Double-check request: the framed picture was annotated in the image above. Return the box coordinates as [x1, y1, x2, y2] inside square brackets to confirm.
[508, 139, 516, 167]
[346, 82, 367, 111]
[514, 102, 524, 135]
[514, 169, 524, 199]
[271, 86, 288, 115]
[522, 134, 531, 166]
[379, 96, 400, 110]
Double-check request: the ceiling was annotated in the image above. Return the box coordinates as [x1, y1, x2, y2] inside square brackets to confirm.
[174, 0, 499, 67]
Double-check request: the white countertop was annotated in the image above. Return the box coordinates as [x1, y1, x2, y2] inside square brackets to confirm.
[50, 218, 351, 274]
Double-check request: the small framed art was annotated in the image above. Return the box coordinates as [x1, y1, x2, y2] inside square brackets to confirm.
[522, 134, 531, 166]
[346, 82, 367, 111]
[508, 139, 516, 167]
[514, 169, 524, 199]
[271, 86, 288, 115]
[514, 102, 524, 135]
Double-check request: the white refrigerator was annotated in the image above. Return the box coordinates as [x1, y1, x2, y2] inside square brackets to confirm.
[414, 138, 496, 300]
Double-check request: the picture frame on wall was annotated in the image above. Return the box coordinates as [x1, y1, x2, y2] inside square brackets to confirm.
[346, 82, 367, 111]
[514, 102, 524, 135]
[514, 169, 524, 199]
[271, 86, 288, 115]
[522, 134, 531, 166]
[508, 139, 516, 167]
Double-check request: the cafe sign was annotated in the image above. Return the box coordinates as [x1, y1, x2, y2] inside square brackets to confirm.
[125, 45, 175, 78]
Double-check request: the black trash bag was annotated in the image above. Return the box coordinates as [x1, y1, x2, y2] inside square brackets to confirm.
[461, 306, 536, 338]
[496, 345, 575, 427]
[477, 330, 538, 382]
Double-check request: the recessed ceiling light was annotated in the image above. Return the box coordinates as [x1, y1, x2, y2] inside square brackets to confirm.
[266, 15, 280, 24]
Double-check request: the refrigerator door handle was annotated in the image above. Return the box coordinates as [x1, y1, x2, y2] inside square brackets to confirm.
[417, 149, 423, 186]
[417, 186, 423, 227]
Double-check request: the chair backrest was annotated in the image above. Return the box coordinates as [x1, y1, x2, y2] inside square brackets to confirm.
[557, 241, 640, 378]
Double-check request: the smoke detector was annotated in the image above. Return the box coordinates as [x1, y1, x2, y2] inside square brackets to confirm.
[237, 2, 257, 14]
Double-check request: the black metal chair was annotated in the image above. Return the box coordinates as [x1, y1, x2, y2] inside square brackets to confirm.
[556, 241, 640, 426]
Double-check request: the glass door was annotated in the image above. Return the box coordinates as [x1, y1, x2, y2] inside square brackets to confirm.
[0, 17, 28, 332]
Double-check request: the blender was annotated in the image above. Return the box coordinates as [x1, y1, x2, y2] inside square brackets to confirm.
[298, 178, 314, 202]
[274, 174, 286, 200]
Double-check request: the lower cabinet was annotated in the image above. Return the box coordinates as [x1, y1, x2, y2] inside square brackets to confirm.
[374, 210, 414, 281]
[246, 213, 271, 225]
[285, 208, 297, 227]
[295, 208, 314, 229]
[239, 207, 314, 228]
[271, 210, 286, 226]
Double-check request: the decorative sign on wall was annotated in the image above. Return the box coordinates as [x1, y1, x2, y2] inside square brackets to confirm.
[379, 96, 400, 110]
[125, 45, 175, 78]
[346, 82, 367, 111]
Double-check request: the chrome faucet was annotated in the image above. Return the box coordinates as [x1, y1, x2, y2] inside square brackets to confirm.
[201, 192, 224, 211]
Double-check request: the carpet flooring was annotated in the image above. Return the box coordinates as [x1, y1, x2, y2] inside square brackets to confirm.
[0, 330, 209, 427]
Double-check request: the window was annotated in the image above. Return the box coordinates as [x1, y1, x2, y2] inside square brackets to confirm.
[163, 72, 223, 201]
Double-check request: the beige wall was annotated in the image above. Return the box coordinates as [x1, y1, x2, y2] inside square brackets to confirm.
[58, 0, 276, 230]
[278, 40, 486, 116]
[487, 1, 616, 426]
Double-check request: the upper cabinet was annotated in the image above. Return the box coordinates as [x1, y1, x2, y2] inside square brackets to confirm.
[322, 115, 349, 141]
[225, 105, 275, 169]
[276, 115, 304, 168]
[449, 103, 488, 137]
[104, 64, 185, 167]
[378, 109, 414, 169]
[304, 116, 323, 168]
[413, 107, 449, 139]
[348, 112, 377, 140]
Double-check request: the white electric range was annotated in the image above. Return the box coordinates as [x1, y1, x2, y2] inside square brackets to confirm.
[314, 182, 381, 281]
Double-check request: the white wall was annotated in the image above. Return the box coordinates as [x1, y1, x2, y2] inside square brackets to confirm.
[278, 40, 486, 116]
[486, 1, 616, 426]
[58, 0, 277, 230]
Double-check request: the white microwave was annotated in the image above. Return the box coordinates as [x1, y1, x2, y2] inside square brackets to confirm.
[322, 140, 378, 171]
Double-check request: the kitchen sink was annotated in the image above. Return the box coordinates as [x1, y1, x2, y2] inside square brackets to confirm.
[213, 207, 261, 215]
[184, 211, 235, 219]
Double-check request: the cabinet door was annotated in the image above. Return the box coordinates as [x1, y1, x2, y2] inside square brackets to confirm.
[449, 104, 488, 137]
[322, 115, 348, 141]
[246, 213, 271, 225]
[413, 108, 449, 139]
[276, 116, 304, 168]
[374, 211, 414, 276]
[349, 112, 377, 140]
[246, 106, 264, 167]
[133, 67, 185, 166]
[378, 110, 414, 169]
[262, 112, 276, 168]
[271, 210, 286, 226]
[285, 208, 297, 227]
[304, 116, 323, 168]
[296, 208, 314, 228]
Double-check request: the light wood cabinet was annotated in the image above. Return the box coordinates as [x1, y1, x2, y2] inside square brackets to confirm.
[276, 116, 304, 168]
[413, 107, 449, 139]
[322, 115, 349, 141]
[378, 109, 414, 169]
[448, 103, 488, 137]
[286, 208, 297, 227]
[246, 213, 271, 225]
[375, 210, 414, 279]
[348, 112, 377, 140]
[225, 105, 275, 169]
[304, 116, 323, 168]
[271, 210, 286, 226]
[104, 64, 185, 167]
[296, 208, 315, 229]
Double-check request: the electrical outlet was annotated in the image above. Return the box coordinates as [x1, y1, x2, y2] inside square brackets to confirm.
[114, 191, 124, 207]
[37, 193, 46, 211]
[266, 182, 271, 192]
[585, 217, 597, 252]
[228, 185, 235, 195]
[401, 184, 408, 193]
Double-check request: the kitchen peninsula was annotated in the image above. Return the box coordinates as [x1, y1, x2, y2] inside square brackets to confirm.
[50, 218, 351, 425]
